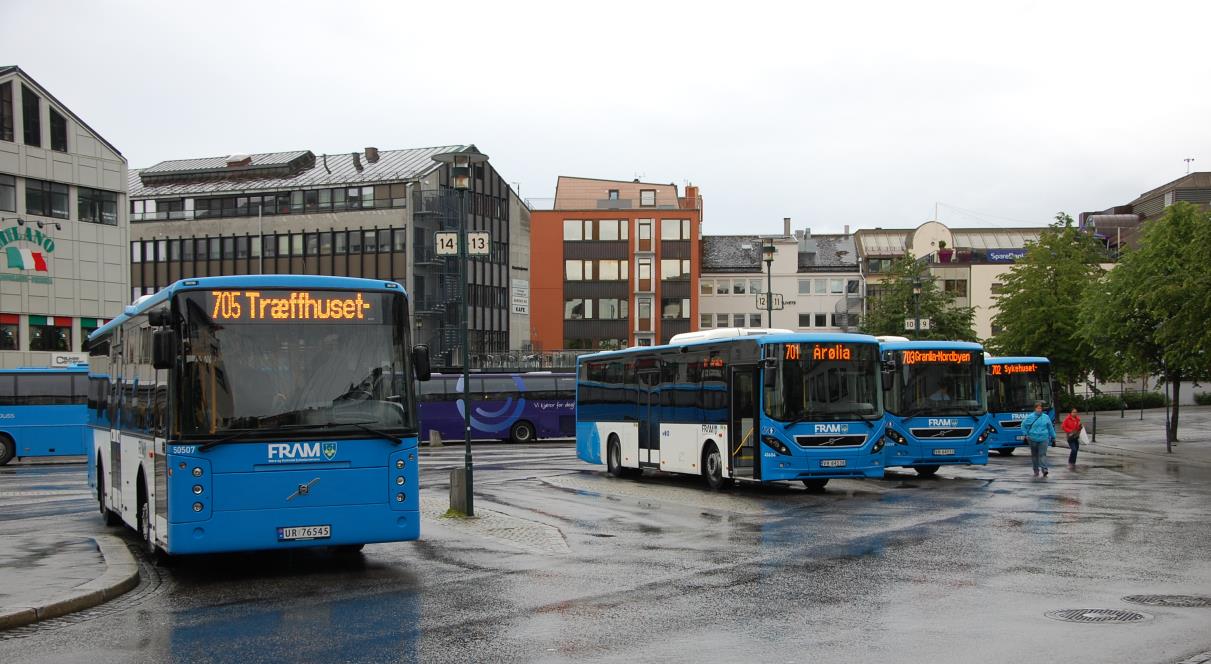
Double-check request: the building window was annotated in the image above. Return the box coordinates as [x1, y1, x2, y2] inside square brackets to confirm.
[660, 218, 691, 240]
[700, 313, 713, 328]
[392, 229, 406, 252]
[607, 189, 619, 200]
[749, 314, 762, 327]
[0, 313, 18, 349]
[236, 236, 248, 259]
[565, 298, 591, 320]
[866, 258, 894, 273]
[991, 323, 1004, 336]
[598, 219, 627, 241]
[249, 235, 260, 258]
[130, 242, 142, 264]
[598, 259, 626, 281]
[640, 189, 656, 207]
[0, 174, 14, 212]
[815, 313, 827, 327]
[815, 279, 827, 294]
[638, 220, 652, 242]
[21, 85, 40, 147]
[221, 237, 234, 259]
[293, 234, 305, 256]
[798, 279, 811, 294]
[831, 313, 843, 327]
[158, 239, 169, 262]
[364, 230, 377, 254]
[750, 279, 763, 294]
[866, 283, 886, 300]
[990, 282, 1005, 296]
[733, 279, 747, 294]
[716, 280, 730, 295]
[944, 279, 968, 297]
[563, 219, 585, 241]
[333, 231, 346, 254]
[661, 298, 690, 319]
[599, 299, 627, 320]
[637, 300, 652, 327]
[716, 313, 729, 327]
[660, 259, 690, 280]
[29, 317, 70, 352]
[78, 187, 118, 225]
[847, 279, 861, 295]
[24, 179, 68, 219]
[565, 260, 587, 281]
[49, 108, 67, 152]
[0, 82, 13, 142]
[830, 278, 844, 294]
[733, 314, 745, 327]
[209, 237, 221, 259]
[798, 313, 812, 328]
[700, 280, 714, 295]
[194, 237, 207, 260]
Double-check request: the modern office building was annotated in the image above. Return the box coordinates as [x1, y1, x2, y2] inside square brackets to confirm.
[0, 66, 128, 367]
[700, 219, 862, 332]
[853, 221, 1042, 340]
[127, 144, 528, 365]
[529, 177, 703, 350]
[1080, 171, 1211, 252]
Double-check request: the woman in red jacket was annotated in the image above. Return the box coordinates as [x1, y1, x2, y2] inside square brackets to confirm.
[1061, 408, 1083, 470]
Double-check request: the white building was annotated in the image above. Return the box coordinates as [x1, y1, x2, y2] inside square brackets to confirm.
[700, 221, 862, 333]
[0, 66, 128, 367]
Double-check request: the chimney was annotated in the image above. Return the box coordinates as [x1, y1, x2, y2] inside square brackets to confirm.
[351, 152, 363, 171]
[844, 224, 850, 235]
[685, 184, 699, 208]
[225, 154, 251, 168]
[783, 217, 791, 237]
[364, 147, 379, 163]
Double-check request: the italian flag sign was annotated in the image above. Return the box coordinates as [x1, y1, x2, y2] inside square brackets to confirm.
[6, 246, 48, 271]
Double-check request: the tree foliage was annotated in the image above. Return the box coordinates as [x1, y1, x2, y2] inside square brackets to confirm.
[1079, 202, 1211, 444]
[988, 213, 1109, 393]
[861, 255, 976, 341]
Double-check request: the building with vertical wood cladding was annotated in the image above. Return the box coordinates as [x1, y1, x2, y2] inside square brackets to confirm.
[529, 177, 702, 350]
[127, 144, 528, 365]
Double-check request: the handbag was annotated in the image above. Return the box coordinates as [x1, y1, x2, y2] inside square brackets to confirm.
[1078, 427, 1090, 446]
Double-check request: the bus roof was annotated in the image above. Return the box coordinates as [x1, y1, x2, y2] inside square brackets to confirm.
[0, 365, 88, 374]
[986, 356, 1050, 365]
[88, 275, 409, 343]
[878, 340, 985, 352]
[578, 331, 880, 362]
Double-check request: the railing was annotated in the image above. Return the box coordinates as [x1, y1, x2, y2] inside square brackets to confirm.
[411, 189, 458, 216]
[524, 197, 685, 211]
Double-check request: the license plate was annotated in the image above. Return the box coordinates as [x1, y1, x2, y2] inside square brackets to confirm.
[933, 448, 955, 456]
[1015, 435, 1025, 441]
[278, 525, 331, 541]
[820, 459, 847, 468]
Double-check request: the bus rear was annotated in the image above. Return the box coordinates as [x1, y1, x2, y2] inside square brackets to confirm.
[0, 366, 89, 465]
[89, 277, 426, 555]
[880, 341, 994, 476]
[985, 357, 1053, 455]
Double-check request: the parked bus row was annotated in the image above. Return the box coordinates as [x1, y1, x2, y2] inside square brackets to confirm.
[575, 328, 1053, 490]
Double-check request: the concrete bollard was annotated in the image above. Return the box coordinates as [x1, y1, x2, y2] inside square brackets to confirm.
[429, 430, 443, 447]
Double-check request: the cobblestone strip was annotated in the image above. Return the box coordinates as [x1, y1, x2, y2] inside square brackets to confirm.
[419, 495, 570, 555]
[0, 490, 90, 498]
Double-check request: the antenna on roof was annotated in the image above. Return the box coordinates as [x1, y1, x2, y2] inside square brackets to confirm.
[1186, 157, 1195, 174]
[322, 154, 330, 174]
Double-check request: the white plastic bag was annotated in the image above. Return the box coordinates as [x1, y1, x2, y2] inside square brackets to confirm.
[1079, 427, 1090, 446]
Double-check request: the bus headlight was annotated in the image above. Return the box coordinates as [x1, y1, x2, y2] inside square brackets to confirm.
[885, 429, 907, 445]
[762, 435, 792, 456]
[193, 502, 204, 512]
[396, 476, 406, 485]
[396, 493, 406, 502]
[977, 426, 997, 444]
[871, 437, 885, 453]
[192, 467, 203, 477]
[192, 485, 203, 495]
[396, 459, 405, 469]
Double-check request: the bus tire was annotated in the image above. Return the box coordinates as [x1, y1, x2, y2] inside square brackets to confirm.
[703, 442, 732, 491]
[137, 482, 167, 563]
[509, 420, 535, 444]
[802, 479, 829, 492]
[97, 460, 119, 526]
[995, 448, 1015, 457]
[607, 438, 624, 477]
[0, 434, 14, 465]
[914, 465, 941, 477]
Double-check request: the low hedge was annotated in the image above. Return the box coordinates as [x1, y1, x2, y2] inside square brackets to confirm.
[1195, 392, 1211, 406]
[1058, 391, 1169, 412]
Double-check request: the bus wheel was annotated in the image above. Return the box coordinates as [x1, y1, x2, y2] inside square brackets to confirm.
[137, 491, 164, 562]
[703, 442, 732, 491]
[802, 479, 829, 492]
[995, 448, 1015, 457]
[914, 465, 940, 477]
[509, 420, 535, 444]
[97, 461, 119, 526]
[0, 435, 14, 465]
[607, 438, 624, 477]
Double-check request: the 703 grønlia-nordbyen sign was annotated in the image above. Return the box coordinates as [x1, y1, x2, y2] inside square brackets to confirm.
[0, 225, 55, 284]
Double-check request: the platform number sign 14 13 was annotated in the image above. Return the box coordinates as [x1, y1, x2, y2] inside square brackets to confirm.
[435, 232, 459, 256]
[467, 231, 491, 256]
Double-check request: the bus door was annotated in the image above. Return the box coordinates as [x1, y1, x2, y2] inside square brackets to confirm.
[637, 366, 660, 466]
[730, 365, 758, 480]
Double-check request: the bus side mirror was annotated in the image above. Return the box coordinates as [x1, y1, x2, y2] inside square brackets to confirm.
[881, 360, 895, 392]
[152, 329, 177, 370]
[761, 358, 777, 370]
[148, 309, 170, 327]
[412, 345, 431, 382]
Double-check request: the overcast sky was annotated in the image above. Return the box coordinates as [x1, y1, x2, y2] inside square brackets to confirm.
[5, 0, 1209, 234]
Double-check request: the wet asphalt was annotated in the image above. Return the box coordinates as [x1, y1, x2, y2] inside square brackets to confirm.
[1, 441, 1210, 664]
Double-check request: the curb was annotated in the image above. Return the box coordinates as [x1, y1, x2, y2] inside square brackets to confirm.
[0, 534, 140, 630]
[1081, 442, 1211, 468]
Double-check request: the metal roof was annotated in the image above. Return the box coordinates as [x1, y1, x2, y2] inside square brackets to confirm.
[853, 230, 908, 256]
[800, 234, 858, 270]
[701, 235, 763, 272]
[854, 227, 1042, 256]
[129, 144, 472, 198]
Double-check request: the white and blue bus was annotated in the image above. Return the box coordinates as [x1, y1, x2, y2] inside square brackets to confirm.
[985, 356, 1053, 456]
[86, 276, 431, 557]
[576, 329, 888, 491]
[879, 339, 994, 476]
[0, 365, 89, 465]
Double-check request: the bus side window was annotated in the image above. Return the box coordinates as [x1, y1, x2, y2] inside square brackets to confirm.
[73, 374, 88, 406]
[0, 374, 14, 406]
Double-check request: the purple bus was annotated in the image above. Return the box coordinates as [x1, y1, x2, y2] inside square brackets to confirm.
[417, 372, 576, 443]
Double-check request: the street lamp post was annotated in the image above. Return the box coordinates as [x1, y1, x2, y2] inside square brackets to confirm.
[431, 150, 490, 517]
[762, 240, 776, 328]
[911, 277, 922, 339]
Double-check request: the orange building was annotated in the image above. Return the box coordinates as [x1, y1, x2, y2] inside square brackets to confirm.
[530, 177, 702, 351]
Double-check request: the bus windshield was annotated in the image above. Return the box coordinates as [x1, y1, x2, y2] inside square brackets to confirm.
[176, 289, 414, 437]
[887, 349, 985, 417]
[764, 342, 882, 422]
[988, 363, 1051, 412]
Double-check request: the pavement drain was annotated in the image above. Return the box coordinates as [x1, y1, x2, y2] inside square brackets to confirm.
[1044, 608, 1151, 624]
[1123, 595, 1211, 608]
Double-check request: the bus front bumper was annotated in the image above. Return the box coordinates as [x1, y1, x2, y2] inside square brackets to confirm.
[163, 503, 419, 555]
[885, 443, 988, 467]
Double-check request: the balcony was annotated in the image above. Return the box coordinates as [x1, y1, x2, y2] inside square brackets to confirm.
[413, 246, 446, 266]
[525, 197, 682, 211]
[412, 189, 458, 217]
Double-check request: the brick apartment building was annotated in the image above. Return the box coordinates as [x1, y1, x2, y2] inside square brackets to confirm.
[529, 177, 702, 350]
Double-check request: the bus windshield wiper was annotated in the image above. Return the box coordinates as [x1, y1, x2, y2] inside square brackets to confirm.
[199, 429, 261, 452]
[277, 420, 404, 445]
[834, 410, 876, 428]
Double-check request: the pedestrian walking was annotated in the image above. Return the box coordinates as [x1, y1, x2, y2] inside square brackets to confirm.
[1061, 408, 1083, 470]
[1020, 401, 1055, 478]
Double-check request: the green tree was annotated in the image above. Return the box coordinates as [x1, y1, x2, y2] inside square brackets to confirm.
[862, 255, 976, 341]
[988, 213, 1109, 395]
[1079, 202, 1211, 446]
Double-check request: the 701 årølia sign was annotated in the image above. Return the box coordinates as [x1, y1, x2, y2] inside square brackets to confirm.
[0, 226, 55, 283]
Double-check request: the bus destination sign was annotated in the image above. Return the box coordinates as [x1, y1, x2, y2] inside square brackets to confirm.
[901, 350, 973, 365]
[990, 363, 1038, 375]
[785, 343, 855, 361]
[207, 291, 376, 322]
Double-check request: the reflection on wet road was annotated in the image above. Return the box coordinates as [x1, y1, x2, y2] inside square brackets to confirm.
[1, 442, 1210, 663]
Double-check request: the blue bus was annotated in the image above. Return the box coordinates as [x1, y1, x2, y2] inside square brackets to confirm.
[0, 366, 90, 465]
[577, 329, 888, 491]
[879, 339, 994, 476]
[86, 276, 431, 557]
[985, 356, 1053, 456]
[417, 372, 575, 443]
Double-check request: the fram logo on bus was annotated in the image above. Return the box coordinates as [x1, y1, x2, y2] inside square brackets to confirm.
[267, 442, 338, 463]
[813, 423, 850, 434]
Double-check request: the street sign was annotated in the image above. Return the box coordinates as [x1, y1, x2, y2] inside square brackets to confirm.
[904, 319, 932, 331]
[755, 293, 784, 310]
[435, 232, 459, 256]
[467, 231, 491, 256]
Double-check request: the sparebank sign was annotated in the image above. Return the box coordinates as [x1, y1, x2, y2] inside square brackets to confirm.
[0, 226, 55, 284]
